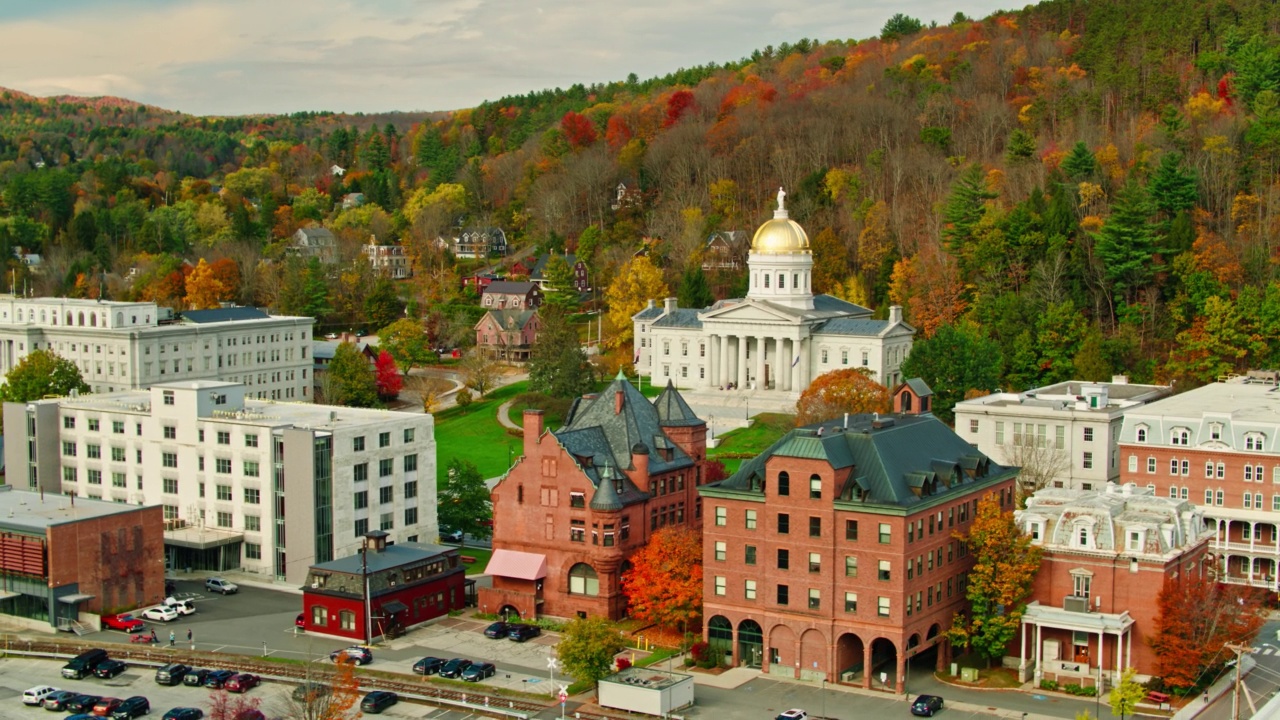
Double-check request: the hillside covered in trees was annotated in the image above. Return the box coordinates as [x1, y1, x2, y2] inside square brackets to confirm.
[3, 0, 1280, 396]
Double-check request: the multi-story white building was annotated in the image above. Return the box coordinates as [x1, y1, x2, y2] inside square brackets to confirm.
[3, 381, 437, 585]
[0, 297, 314, 399]
[954, 379, 1171, 493]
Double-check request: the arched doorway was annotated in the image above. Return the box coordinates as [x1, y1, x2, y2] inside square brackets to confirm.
[769, 624, 797, 675]
[836, 632, 866, 684]
[737, 619, 763, 668]
[800, 628, 827, 680]
[708, 616, 733, 664]
[499, 604, 521, 619]
[869, 637, 898, 691]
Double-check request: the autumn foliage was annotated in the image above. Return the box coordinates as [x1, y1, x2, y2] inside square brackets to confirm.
[621, 526, 703, 631]
[560, 111, 598, 149]
[794, 368, 890, 426]
[1149, 570, 1267, 690]
[374, 350, 402, 400]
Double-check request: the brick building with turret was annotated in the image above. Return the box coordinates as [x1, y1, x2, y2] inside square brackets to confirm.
[480, 372, 709, 620]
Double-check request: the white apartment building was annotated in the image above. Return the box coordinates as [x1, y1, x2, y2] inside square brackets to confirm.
[0, 297, 314, 400]
[954, 379, 1171, 492]
[4, 381, 437, 586]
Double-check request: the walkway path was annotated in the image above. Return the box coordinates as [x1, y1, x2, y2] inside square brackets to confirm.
[497, 398, 520, 431]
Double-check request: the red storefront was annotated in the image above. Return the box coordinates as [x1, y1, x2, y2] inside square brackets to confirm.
[300, 531, 466, 642]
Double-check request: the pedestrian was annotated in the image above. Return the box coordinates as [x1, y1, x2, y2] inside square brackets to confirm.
[187, 628, 192, 642]
[150, 629, 157, 644]
[169, 630, 175, 646]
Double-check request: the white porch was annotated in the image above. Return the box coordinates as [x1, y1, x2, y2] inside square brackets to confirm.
[1018, 601, 1135, 690]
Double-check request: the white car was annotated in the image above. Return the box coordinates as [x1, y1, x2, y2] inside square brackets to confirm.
[23, 686, 59, 705]
[141, 605, 179, 622]
[775, 710, 808, 720]
[163, 597, 196, 615]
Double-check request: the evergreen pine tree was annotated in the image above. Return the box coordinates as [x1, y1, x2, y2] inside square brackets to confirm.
[677, 266, 715, 309]
[1148, 152, 1198, 219]
[1005, 129, 1037, 163]
[942, 164, 998, 277]
[327, 342, 380, 408]
[528, 307, 594, 398]
[1093, 181, 1158, 305]
[1059, 141, 1098, 181]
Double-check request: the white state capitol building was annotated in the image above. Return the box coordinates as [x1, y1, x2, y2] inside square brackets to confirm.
[634, 190, 915, 398]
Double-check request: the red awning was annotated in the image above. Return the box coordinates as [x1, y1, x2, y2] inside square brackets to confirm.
[484, 549, 548, 581]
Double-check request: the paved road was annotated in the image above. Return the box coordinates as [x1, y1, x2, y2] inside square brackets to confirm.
[1198, 618, 1280, 720]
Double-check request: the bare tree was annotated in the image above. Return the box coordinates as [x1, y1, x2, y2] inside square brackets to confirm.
[460, 347, 502, 398]
[282, 657, 361, 720]
[1005, 436, 1071, 506]
[403, 374, 452, 413]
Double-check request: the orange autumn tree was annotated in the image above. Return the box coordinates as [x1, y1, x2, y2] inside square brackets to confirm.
[184, 258, 230, 309]
[949, 492, 1042, 667]
[1149, 569, 1267, 690]
[794, 368, 891, 427]
[621, 526, 703, 633]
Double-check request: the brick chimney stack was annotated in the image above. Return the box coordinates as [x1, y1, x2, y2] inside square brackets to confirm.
[523, 409, 544, 449]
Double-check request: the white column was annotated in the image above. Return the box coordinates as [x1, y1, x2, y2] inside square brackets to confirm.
[792, 337, 803, 391]
[754, 336, 765, 390]
[1114, 631, 1122, 683]
[1019, 622, 1028, 677]
[737, 335, 748, 389]
[1097, 630, 1105, 690]
[721, 336, 730, 388]
[780, 338, 791, 392]
[1251, 521, 1258, 553]
[1033, 623, 1043, 682]
[708, 335, 720, 387]
[1126, 628, 1132, 673]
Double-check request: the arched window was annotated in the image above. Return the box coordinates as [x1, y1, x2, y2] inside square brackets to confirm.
[66, 312, 72, 325]
[90, 314, 97, 327]
[568, 563, 599, 596]
[1170, 427, 1190, 446]
[777, 471, 790, 497]
[1135, 425, 1148, 443]
[39, 311, 45, 323]
[78, 312, 84, 326]
[1246, 433, 1267, 451]
[116, 312, 123, 326]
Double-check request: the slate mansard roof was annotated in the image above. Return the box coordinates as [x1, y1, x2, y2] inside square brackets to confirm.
[707, 413, 1015, 508]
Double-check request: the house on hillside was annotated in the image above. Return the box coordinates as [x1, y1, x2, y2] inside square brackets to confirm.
[530, 253, 590, 293]
[364, 239, 411, 279]
[449, 228, 508, 259]
[474, 309, 543, 361]
[481, 281, 542, 311]
[290, 227, 337, 263]
[702, 231, 748, 271]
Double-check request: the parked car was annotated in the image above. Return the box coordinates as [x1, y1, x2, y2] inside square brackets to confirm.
[204, 578, 238, 595]
[63, 694, 102, 713]
[508, 624, 542, 642]
[360, 691, 398, 714]
[292, 683, 329, 702]
[294, 613, 305, 628]
[141, 606, 178, 623]
[163, 597, 196, 615]
[101, 614, 145, 633]
[154, 663, 190, 686]
[162, 710, 204, 720]
[224, 674, 259, 693]
[440, 527, 464, 543]
[92, 698, 125, 716]
[412, 656, 445, 675]
[910, 695, 944, 717]
[65, 715, 96, 720]
[181, 669, 211, 687]
[94, 659, 128, 679]
[203, 670, 236, 689]
[62, 648, 109, 679]
[775, 710, 808, 720]
[483, 621, 511, 638]
[110, 696, 151, 719]
[461, 662, 496, 682]
[42, 690, 80, 710]
[329, 646, 373, 665]
[22, 686, 59, 706]
[438, 658, 472, 679]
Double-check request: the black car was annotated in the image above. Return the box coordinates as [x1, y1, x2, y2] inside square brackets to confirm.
[42, 690, 79, 711]
[910, 695, 944, 717]
[155, 663, 190, 686]
[292, 683, 330, 702]
[94, 659, 128, 679]
[438, 658, 472, 679]
[162, 710, 204, 720]
[203, 670, 236, 689]
[111, 696, 151, 720]
[412, 656, 445, 675]
[508, 624, 542, 642]
[359, 691, 399, 714]
[461, 662, 496, 682]
[181, 668, 210, 687]
[483, 621, 511, 638]
[64, 694, 103, 714]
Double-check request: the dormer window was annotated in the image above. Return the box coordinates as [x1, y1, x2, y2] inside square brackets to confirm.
[1209, 423, 1223, 441]
[1135, 425, 1148, 443]
[1170, 428, 1190, 446]
[1028, 521, 1043, 543]
[1246, 433, 1267, 451]
[1126, 530, 1144, 552]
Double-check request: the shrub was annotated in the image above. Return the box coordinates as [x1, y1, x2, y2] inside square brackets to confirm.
[1040, 679, 1059, 691]
[455, 389, 473, 409]
[616, 657, 632, 671]
[690, 641, 711, 664]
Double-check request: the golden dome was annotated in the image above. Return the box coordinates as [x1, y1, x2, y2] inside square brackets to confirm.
[751, 187, 810, 255]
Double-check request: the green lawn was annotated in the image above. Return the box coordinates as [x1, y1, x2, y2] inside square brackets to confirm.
[434, 381, 529, 483]
[709, 413, 795, 460]
[453, 544, 493, 570]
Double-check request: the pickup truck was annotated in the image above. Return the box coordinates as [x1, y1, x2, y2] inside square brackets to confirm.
[101, 614, 145, 633]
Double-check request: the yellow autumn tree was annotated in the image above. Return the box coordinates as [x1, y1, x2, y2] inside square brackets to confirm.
[604, 255, 669, 350]
[184, 258, 230, 310]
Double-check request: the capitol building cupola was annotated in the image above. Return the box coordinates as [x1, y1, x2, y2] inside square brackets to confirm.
[747, 188, 814, 311]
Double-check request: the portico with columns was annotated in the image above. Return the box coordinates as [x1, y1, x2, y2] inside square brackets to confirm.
[634, 190, 914, 401]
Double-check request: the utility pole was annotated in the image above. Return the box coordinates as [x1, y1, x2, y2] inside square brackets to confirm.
[1225, 642, 1253, 720]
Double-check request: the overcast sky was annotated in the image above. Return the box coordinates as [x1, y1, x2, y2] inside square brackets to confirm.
[0, 0, 1016, 116]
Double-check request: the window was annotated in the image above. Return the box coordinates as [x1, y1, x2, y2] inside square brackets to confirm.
[216, 431, 230, 445]
[877, 597, 890, 617]
[745, 580, 757, 600]
[745, 545, 757, 565]
[354, 463, 368, 482]
[1083, 427, 1094, 442]
[379, 512, 393, 530]
[404, 454, 418, 472]
[570, 520, 585, 543]
[1181, 459, 1190, 476]
[215, 484, 232, 501]
[878, 559, 891, 581]
[404, 507, 418, 525]
[112, 472, 126, 487]
[1246, 433, 1267, 451]
[1147, 457, 1156, 473]
[1072, 572, 1092, 599]
[1219, 463, 1227, 479]
[808, 588, 821, 609]
[778, 513, 790, 534]
[845, 556, 858, 577]
[1217, 489, 1225, 505]
[715, 507, 727, 526]
[1205, 461, 1215, 478]
[245, 515, 261, 532]
[163, 452, 177, 468]
[745, 509, 757, 529]
[63, 416, 76, 430]
[1171, 428, 1190, 446]
[353, 436, 365, 452]
[777, 549, 790, 569]
[714, 576, 726, 596]
[714, 541, 727, 561]
[1130, 455, 1139, 473]
[244, 461, 260, 477]
[570, 492, 586, 508]
[777, 585, 789, 605]
[87, 470, 102, 485]
[1082, 451, 1093, 469]
[87, 444, 101, 459]
[340, 610, 356, 631]
[845, 520, 858, 541]
[244, 488, 260, 504]
[879, 523, 891, 543]
[245, 434, 259, 448]
[62, 441, 76, 457]
[405, 481, 418, 499]
[844, 592, 857, 613]
[163, 391, 175, 406]
[995, 421, 1004, 445]
[1136, 426, 1148, 442]
[216, 512, 232, 528]
[777, 472, 790, 496]
[969, 419, 979, 433]
[112, 421, 123, 434]
[245, 543, 261, 560]
[841, 350, 849, 365]
[809, 552, 821, 573]
[164, 426, 176, 439]
[216, 458, 231, 474]
[404, 428, 415, 443]
[379, 458, 393, 477]
[163, 478, 178, 494]
[809, 475, 822, 499]
[809, 516, 821, 537]
[354, 491, 368, 510]
[1205, 489, 1214, 505]
[568, 564, 599, 596]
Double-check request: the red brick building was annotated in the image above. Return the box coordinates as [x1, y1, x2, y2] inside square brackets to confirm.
[0, 486, 164, 631]
[1013, 484, 1212, 686]
[482, 373, 708, 620]
[1116, 379, 1280, 593]
[301, 531, 466, 642]
[697, 382, 1017, 692]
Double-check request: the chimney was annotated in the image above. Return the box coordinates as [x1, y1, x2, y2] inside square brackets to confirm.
[664, 296, 677, 314]
[364, 529, 390, 552]
[523, 409, 544, 449]
[889, 305, 903, 325]
[646, 299, 656, 309]
[615, 389, 624, 415]
[630, 443, 650, 489]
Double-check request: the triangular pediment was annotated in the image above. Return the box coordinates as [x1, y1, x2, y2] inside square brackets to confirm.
[701, 300, 802, 324]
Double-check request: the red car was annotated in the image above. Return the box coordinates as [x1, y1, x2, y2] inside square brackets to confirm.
[225, 673, 260, 693]
[101, 614, 145, 633]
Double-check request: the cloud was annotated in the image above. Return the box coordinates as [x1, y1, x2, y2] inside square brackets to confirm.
[0, 0, 1016, 115]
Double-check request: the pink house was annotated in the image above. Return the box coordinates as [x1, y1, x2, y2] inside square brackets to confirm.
[474, 309, 543, 361]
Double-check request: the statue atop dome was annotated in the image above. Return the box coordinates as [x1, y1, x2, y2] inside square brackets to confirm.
[776, 187, 786, 215]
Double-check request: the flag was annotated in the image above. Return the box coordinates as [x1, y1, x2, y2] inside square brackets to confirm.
[791, 355, 800, 367]
[634, 353, 640, 363]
